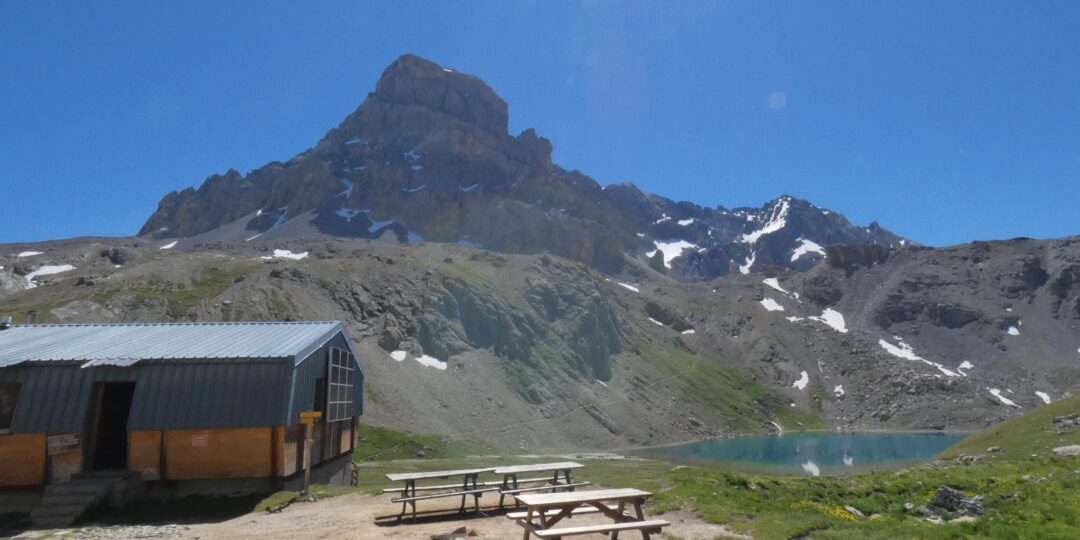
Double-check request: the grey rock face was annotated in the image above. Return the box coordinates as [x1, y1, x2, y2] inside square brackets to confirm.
[138, 55, 905, 279]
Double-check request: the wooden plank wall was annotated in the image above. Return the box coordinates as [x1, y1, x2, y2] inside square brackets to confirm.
[0, 434, 46, 486]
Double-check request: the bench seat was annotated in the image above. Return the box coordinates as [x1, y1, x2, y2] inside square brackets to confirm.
[501, 481, 591, 495]
[383, 477, 554, 494]
[530, 519, 670, 538]
[391, 487, 499, 503]
[505, 504, 616, 520]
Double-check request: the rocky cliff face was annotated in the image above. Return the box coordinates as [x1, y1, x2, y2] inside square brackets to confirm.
[140, 54, 904, 279]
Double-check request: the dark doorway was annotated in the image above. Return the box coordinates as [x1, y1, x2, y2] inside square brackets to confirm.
[90, 382, 136, 470]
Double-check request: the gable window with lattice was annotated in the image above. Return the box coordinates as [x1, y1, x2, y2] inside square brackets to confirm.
[326, 347, 355, 422]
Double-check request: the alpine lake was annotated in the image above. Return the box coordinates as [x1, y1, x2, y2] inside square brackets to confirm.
[633, 431, 968, 476]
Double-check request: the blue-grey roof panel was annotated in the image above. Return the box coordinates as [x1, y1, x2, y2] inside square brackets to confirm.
[0, 321, 342, 363]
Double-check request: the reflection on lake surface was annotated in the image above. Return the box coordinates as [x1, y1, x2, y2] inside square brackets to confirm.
[634, 432, 967, 475]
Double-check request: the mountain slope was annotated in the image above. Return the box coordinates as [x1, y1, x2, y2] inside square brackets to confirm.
[1, 233, 1077, 448]
[139, 54, 904, 279]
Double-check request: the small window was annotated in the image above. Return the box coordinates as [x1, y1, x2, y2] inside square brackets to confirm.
[326, 347, 355, 423]
[0, 383, 21, 433]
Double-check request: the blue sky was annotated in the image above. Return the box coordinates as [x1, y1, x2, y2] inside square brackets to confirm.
[2, 1, 1078, 245]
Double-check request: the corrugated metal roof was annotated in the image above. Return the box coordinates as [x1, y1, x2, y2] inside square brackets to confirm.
[0, 321, 343, 366]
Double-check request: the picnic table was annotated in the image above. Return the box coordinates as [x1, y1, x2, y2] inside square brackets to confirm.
[492, 462, 590, 508]
[385, 467, 498, 521]
[511, 488, 670, 539]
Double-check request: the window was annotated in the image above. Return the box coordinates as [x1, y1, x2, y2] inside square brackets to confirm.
[0, 383, 20, 433]
[326, 347, 355, 423]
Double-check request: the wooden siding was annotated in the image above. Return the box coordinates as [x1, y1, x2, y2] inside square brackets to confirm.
[164, 428, 272, 480]
[0, 433, 46, 486]
[129, 430, 162, 480]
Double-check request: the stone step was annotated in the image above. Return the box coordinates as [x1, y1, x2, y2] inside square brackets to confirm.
[38, 493, 104, 507]
[44, 482, 111, 497]
[31, 503, 89, 519]
[31, 516, 78, 529]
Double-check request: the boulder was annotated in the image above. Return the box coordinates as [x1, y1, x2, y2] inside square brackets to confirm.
[1053, 445, 1080, 457]
[930, 485, 985, 516]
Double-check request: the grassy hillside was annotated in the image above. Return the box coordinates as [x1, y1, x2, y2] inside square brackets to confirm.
[355, 396, 1080, 539]
[939, 393, 1080, 461]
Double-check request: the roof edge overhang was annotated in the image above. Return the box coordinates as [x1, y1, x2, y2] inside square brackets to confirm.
[292, 322, 364, 376]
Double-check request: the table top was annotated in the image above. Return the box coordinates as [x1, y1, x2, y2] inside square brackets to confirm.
[493, 462, 585, 475]
[515, 488, 652, 508]
[385, 467, 496, 482]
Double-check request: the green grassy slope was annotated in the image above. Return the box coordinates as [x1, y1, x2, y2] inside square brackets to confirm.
[355, 396, 1080, 539]
[939, 393, 1080, 461]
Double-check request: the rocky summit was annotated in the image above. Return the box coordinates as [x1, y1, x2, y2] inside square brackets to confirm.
[2, 54, 1078, 450]
[139, 54, 903, 279]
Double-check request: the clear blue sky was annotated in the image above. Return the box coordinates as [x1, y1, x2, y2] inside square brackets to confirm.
[2, 1, 1078, 245]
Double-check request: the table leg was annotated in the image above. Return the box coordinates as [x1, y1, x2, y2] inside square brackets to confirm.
[397, 480, 416, 521]
[563, 469, 574, 491]
[522, 508, 534, 540]
[634, 498, 648, 540]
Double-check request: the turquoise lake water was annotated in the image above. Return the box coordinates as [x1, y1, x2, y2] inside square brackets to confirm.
[634, 432, 967, 475]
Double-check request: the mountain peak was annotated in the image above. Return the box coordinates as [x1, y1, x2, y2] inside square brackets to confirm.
[373, 54, 508, 136]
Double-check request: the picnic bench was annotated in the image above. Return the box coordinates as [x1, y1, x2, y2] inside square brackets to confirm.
[493, 462, 591, 508]
[511, 488, 670, 539]
[385, 467, 498, 521]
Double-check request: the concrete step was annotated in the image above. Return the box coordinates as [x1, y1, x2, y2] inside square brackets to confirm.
[30, 516, 78, 529]
[44, 482, 111, 497]
[31, 503, 89, 519]
[38, 493, 103, 507]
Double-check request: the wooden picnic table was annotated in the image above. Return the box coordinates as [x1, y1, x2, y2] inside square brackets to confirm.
[493, 462, 588, 508]
[385, 467, 497, 521]
[512, 488, 669, 539]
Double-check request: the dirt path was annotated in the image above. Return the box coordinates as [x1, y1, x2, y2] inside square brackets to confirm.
[16, 493, 748, 539]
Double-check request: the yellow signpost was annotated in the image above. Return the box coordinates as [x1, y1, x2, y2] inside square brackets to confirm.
[300, 411, 322, 494]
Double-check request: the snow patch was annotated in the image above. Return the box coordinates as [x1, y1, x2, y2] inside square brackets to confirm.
[1007, 325, 1020, 336]
[739, 250, 757, 274]
[16, 251, 43, 257]
[786, 316, 805, 322]
[368, 219, 395, 233]
[389, 350, 406, 362]
[159, 241, 177, 250]
[792, 371, 809, 390]
[988, 388, 1021, 408]
[653, 214, 671, 224]
[25, 264, 76, 287]
[261, 249, 308, 260]
[681, 329, 696, 335]
[878, 338, 959, 377]
[760, 297, 785, 312]
[646, 240, 697, 269]
[677, 218, 695, 226]
[338, 178, 354, 198]
[648, 317, 664, 326]
[843, 455, 854, 467]
[403, 149, 420, 162]
[411, 165, 423, 171]
[791, 238, 826, 262]
[336, 207, 363, 222]
[740, 198, 790, 244]
[459, 183, 480, 192]
[1035, 391, 1051, 404]
[834, 385, 845, 397]
[416, 354, 447, 370]
[344, 137, 365, 145]
[763, 277, 788, 294]
[769, 420, 784, 433]
[801, 461, 821, 477]
[809, 308, 847, 333]
[402, 185, 427, 193]
[957, 360, 974, 375]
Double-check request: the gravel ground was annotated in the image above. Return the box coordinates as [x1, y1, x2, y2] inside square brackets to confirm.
[14, 493, 747, 539]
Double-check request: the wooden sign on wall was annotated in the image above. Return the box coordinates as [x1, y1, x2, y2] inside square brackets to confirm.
[47, 433, 81, 455]
[191, 434, 209, 447]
